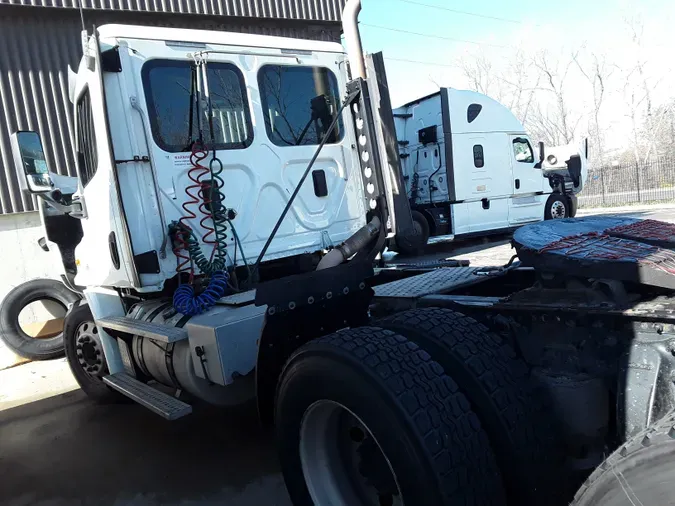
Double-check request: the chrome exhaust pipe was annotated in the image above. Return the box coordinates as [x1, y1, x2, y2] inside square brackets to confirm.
[343, 0, 366, 79]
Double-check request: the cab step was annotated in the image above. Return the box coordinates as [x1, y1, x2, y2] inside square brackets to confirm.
[103, 372, 192, 420]
[96, 316, 187, 343]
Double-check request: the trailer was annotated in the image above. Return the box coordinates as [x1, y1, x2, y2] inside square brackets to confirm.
[393, 88, 588, 253]
[7, 1, 675, 504]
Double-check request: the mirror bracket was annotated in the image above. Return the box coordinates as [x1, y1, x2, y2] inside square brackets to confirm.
[38, 192, 84, 217]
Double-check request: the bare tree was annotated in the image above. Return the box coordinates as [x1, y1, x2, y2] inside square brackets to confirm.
[573, 50, 612, 161]
[530, 49, 581, 145]
[457, 49, 506, 103]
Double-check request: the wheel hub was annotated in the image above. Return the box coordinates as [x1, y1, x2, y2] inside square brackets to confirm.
[300, 400, 403, 506]
[75, 321, 104, 377]
[551, 200, 567, 219]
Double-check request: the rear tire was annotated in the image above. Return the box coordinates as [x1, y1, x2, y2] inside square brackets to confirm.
[377, 308, 562, 505]
[396, 210, 430, 255]
[275, 327, 506, 506]
[573, 409, 675, 505]
[63, 303, 125, 403]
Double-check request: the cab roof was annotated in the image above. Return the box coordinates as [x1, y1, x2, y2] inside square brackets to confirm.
[96, 24, 345, 54]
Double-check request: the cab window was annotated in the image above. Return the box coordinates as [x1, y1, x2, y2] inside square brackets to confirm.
[142, 60, 253, 152]
[258, 65, 343, 147]
[513, 138, 534, 163]
[76, 89, 98, 187]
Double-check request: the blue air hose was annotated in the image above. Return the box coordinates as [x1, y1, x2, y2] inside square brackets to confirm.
[173, 271, 229, 316]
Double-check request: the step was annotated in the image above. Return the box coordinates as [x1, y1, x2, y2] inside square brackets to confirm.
[96, 316, 188, 343]
[103, 373, 192, 420]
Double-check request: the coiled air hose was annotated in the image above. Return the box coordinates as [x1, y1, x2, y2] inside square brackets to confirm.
[173, 271, 229, 316]
[171, 58, 230, 316]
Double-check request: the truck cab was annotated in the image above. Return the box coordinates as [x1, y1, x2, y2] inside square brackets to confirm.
[393, 88, 588, 252]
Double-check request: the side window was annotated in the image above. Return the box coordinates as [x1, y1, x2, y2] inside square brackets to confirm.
[473, 145, 484, 168]
[142, 60, 252, 152]
[258, 65, 343, 147]
[513, 138, 534, 163]
[76, 89, 98, 187]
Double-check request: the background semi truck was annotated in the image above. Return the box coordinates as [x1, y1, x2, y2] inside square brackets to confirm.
[393, 88, 588, 253]
[7, 1, 675, 505]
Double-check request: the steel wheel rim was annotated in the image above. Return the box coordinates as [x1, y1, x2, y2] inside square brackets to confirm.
[551, 200, 567, 219]
[299, 400, 403, 506]
[75, 320, 105, 378]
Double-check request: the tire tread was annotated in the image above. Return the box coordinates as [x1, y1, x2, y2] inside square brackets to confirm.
[377, 308, 559, 504]
[299, 326, 505, 505]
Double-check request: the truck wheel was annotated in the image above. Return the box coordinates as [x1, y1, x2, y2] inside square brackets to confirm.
[63, 303, 124, 403]
[396, 210, 430, 255]
[573, 409, 675, 505]
[377, 308, 561, 505]
[276, 327, 506, 506]
[544, 193, 568, 220]
[0, 278, 80, 360]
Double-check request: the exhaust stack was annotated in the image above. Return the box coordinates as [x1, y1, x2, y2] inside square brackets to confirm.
[343, 0, 366, 79]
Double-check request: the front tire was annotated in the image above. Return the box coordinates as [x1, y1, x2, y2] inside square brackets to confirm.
[276, 327, 506, 506]
[544, 193, 568, 220]
[573, 409, 675, 505]
[63, 303, 124, 403]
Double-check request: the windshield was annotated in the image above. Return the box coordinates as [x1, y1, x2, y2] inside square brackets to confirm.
[258, 65, 343, 147]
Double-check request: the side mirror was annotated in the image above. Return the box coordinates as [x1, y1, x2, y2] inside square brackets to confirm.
[534, 141, 545, 169]
[10, 131, 53, 193]
[538, 142, 545, 163]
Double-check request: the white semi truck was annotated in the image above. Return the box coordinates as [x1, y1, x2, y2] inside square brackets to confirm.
[9, 1, 675, 505]
[393, 89, 588, 253]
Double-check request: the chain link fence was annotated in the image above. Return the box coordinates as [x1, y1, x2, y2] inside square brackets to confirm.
[579, 156, 675, 208]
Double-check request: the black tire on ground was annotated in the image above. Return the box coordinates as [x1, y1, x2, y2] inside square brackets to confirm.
[544, 193, 568, 220]
[396, 210, 430, 255]
[63, 303, 125, 403]
[377, 308, 562, 505]
[573, 409, 675, 505]
[276, 327, 506, 506]
[0, 278, 80, 360]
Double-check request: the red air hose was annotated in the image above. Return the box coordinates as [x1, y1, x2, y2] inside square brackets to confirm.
[174, 143, 211, 281]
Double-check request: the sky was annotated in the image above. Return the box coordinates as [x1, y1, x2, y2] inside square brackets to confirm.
[355, 0, 675, 111]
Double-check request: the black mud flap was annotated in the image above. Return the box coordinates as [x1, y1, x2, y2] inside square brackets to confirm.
[254, 260, 374, 426]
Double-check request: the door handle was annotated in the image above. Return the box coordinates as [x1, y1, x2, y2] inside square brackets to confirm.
[515, 179, 521, 189]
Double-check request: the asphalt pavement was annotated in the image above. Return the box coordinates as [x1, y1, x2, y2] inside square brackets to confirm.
[2, 203, 675, 506]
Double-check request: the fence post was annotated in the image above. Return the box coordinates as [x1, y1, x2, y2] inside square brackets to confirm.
[600, 165, 606, 206]
[635, 162, 641, 202]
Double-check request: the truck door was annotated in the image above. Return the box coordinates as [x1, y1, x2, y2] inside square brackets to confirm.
[510, 135, 543, 195]
[70, 33, 141, 289]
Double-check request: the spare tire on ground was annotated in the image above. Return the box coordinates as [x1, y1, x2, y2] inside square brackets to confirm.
[0, 278, 81, 360]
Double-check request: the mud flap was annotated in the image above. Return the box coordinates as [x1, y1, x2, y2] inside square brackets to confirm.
[618, 335, 675, 440]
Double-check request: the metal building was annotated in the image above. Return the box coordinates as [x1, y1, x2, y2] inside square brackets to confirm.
[0, 0, 346, 214]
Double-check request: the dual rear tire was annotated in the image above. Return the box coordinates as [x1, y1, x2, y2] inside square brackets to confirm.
[276, 327, 506, 506]
[276, 310, 557, 505]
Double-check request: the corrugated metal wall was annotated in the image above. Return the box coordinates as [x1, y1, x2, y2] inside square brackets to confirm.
[0, 2, 345, 214]
[0, 0, 345, 20]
